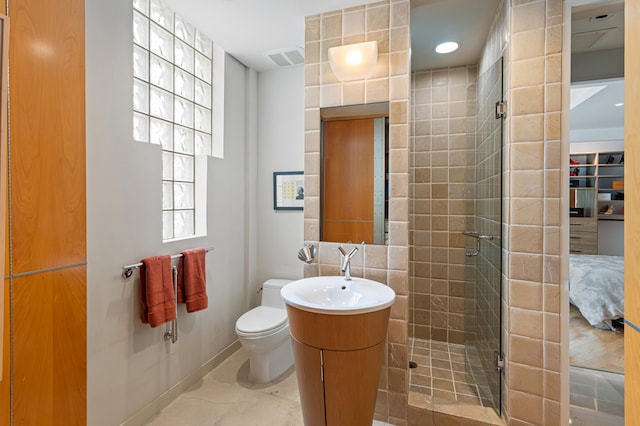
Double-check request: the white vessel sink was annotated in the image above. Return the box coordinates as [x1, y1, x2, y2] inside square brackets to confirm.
[280, 276, 396, 315]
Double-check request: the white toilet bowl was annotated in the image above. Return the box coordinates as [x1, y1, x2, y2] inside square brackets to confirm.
[235, 279, 293, 383]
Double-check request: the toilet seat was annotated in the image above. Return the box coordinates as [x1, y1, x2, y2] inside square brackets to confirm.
[236, 306, 288, 338]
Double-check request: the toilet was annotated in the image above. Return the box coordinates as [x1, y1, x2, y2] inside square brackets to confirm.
[235, 279, 294, 383]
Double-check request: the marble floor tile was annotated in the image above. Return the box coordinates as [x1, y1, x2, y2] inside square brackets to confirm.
[569, 366, 624, 426]
[145, 349, 303, 426]
[145, 348, 393, 426]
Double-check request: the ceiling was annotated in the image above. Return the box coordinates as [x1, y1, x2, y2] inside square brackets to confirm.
[571, 0, 624, 54]
[162, 0, 502, 72]
[570, 0, 625, 139]
[410, 0, 501, 70]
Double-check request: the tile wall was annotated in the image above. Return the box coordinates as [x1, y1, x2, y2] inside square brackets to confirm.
[409, 66, 478, 344]
[304, 0, 565, 424]
[407, 0, 565, 423]
[303, 1, 411, 424]
[485, 0, 564, 423]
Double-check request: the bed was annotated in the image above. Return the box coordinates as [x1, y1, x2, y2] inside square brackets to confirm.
[569, 254, 624, 330]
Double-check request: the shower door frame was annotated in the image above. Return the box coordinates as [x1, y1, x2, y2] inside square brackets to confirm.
[463, 56, 504, 415]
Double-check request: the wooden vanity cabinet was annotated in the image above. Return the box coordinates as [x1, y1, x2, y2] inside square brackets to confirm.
[286, 305, 391, 426]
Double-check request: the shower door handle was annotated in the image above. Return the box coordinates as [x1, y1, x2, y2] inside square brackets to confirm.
[462, 231, 494, 256]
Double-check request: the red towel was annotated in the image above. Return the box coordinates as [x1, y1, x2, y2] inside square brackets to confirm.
[140, 255, 177, 327]
[177, 248, 208, 313]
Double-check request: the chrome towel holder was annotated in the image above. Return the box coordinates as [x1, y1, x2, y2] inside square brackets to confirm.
[121, 247, 214, 278]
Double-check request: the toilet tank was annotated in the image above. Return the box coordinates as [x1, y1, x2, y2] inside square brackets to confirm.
[261, 279, 292, 309]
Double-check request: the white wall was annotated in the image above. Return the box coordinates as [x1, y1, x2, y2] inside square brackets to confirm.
[85, 0, 255, 424]
[256, 67, 305, 292]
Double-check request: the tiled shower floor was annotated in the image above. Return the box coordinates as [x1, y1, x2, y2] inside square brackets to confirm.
[408, 337, 504, 424]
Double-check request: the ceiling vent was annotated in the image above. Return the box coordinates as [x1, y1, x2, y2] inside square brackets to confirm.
[573, 29, 611, 50]
[265, 47, 305, 67]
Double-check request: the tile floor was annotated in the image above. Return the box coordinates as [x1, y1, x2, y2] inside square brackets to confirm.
[144, 349, 303, 425]
[144, 348, 392, 426]
[407, 338, 504, 425]
[142, 342, 624, 425]
[569, 366, 624, 426]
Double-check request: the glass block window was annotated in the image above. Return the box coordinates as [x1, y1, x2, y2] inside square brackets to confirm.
[133, 0, 213, 240]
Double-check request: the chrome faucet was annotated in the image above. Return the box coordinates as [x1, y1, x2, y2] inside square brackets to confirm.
[338, 246, 359, 281]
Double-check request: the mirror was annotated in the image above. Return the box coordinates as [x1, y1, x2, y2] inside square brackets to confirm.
[320, 102, 389, 245]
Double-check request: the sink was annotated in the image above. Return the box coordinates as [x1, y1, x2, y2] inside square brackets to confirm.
[280, 276, 396, 315]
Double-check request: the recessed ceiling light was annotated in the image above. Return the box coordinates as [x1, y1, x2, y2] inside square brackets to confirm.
[615, 102, 624, 107]
[435, 42, 459, 54]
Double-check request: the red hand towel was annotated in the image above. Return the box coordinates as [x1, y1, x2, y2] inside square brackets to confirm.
[140, 255, 177, 327]
[177, 248, 208, 313]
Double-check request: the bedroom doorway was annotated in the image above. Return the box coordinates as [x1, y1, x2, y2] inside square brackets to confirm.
[567, 0, 625, 423]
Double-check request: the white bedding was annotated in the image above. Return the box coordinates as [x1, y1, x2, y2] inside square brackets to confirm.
[569, 254, 624, 330]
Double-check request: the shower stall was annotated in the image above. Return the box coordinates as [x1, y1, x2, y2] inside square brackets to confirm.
[409, 57, 504, 415]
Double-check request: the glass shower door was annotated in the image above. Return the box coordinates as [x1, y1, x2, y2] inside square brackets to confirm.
[463, 57, 504, 414]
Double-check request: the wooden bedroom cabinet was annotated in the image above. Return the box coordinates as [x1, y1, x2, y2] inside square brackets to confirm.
[569, 150, 624, 254]
[570, 217, 598, 254]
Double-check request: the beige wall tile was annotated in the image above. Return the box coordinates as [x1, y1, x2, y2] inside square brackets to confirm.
[511, 170, 544, 198]
[512, 1, 546, 33]
[305, 85, 320, 108]
[512, 57, 545, 87]
[305, 130, 320, 153]
[508, 390, 543, 424]
[509, 334, 543, 368]
[544, 341, 560, 372]
[390, 51, 409, 76]
[511, 142, 544, 170]
[389, 27, 409, 52]
[371, 53, 391, 79]
[343, 9, 365, 36]
[321, 83, 342, 106]
[510, 252, 543, 282]
[511, 29, 545, 61]
[343, 80, 365, 105]
[367, 4, 390, 32]
[543, 312, 560, 343]
[305, 64, 320, 87]
[304, 174, 320, 197]
[390, 1, 409, 28]
[546, 25, 562, 55]
[509, 307, 543, 339]
[365, 244, 388, 269]
[511, 86, 544, 115]
[388, 245, 409, 271]
[545, 53, 562, 83]
[322, 13, 342, 39]
[509, 279, 542, 310]
[305, 16, 320, 42]
[508, 363, 543, 397]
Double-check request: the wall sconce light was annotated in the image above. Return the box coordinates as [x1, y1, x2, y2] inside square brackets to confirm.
[328, 41, 378, 81]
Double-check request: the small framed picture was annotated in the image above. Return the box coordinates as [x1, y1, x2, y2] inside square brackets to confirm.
[273, 171, 304, 210]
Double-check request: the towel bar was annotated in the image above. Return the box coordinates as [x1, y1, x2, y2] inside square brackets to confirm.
[122, 247, 214, 278]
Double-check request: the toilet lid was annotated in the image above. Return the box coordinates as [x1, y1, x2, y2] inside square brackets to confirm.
[236, 306, 287, 334]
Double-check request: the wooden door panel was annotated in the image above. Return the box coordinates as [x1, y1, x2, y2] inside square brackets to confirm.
[8, 0, 86, 275]
[625, 0, 640, 421]
[12, 266, 86, 425]
[0, 279, 9, 426]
